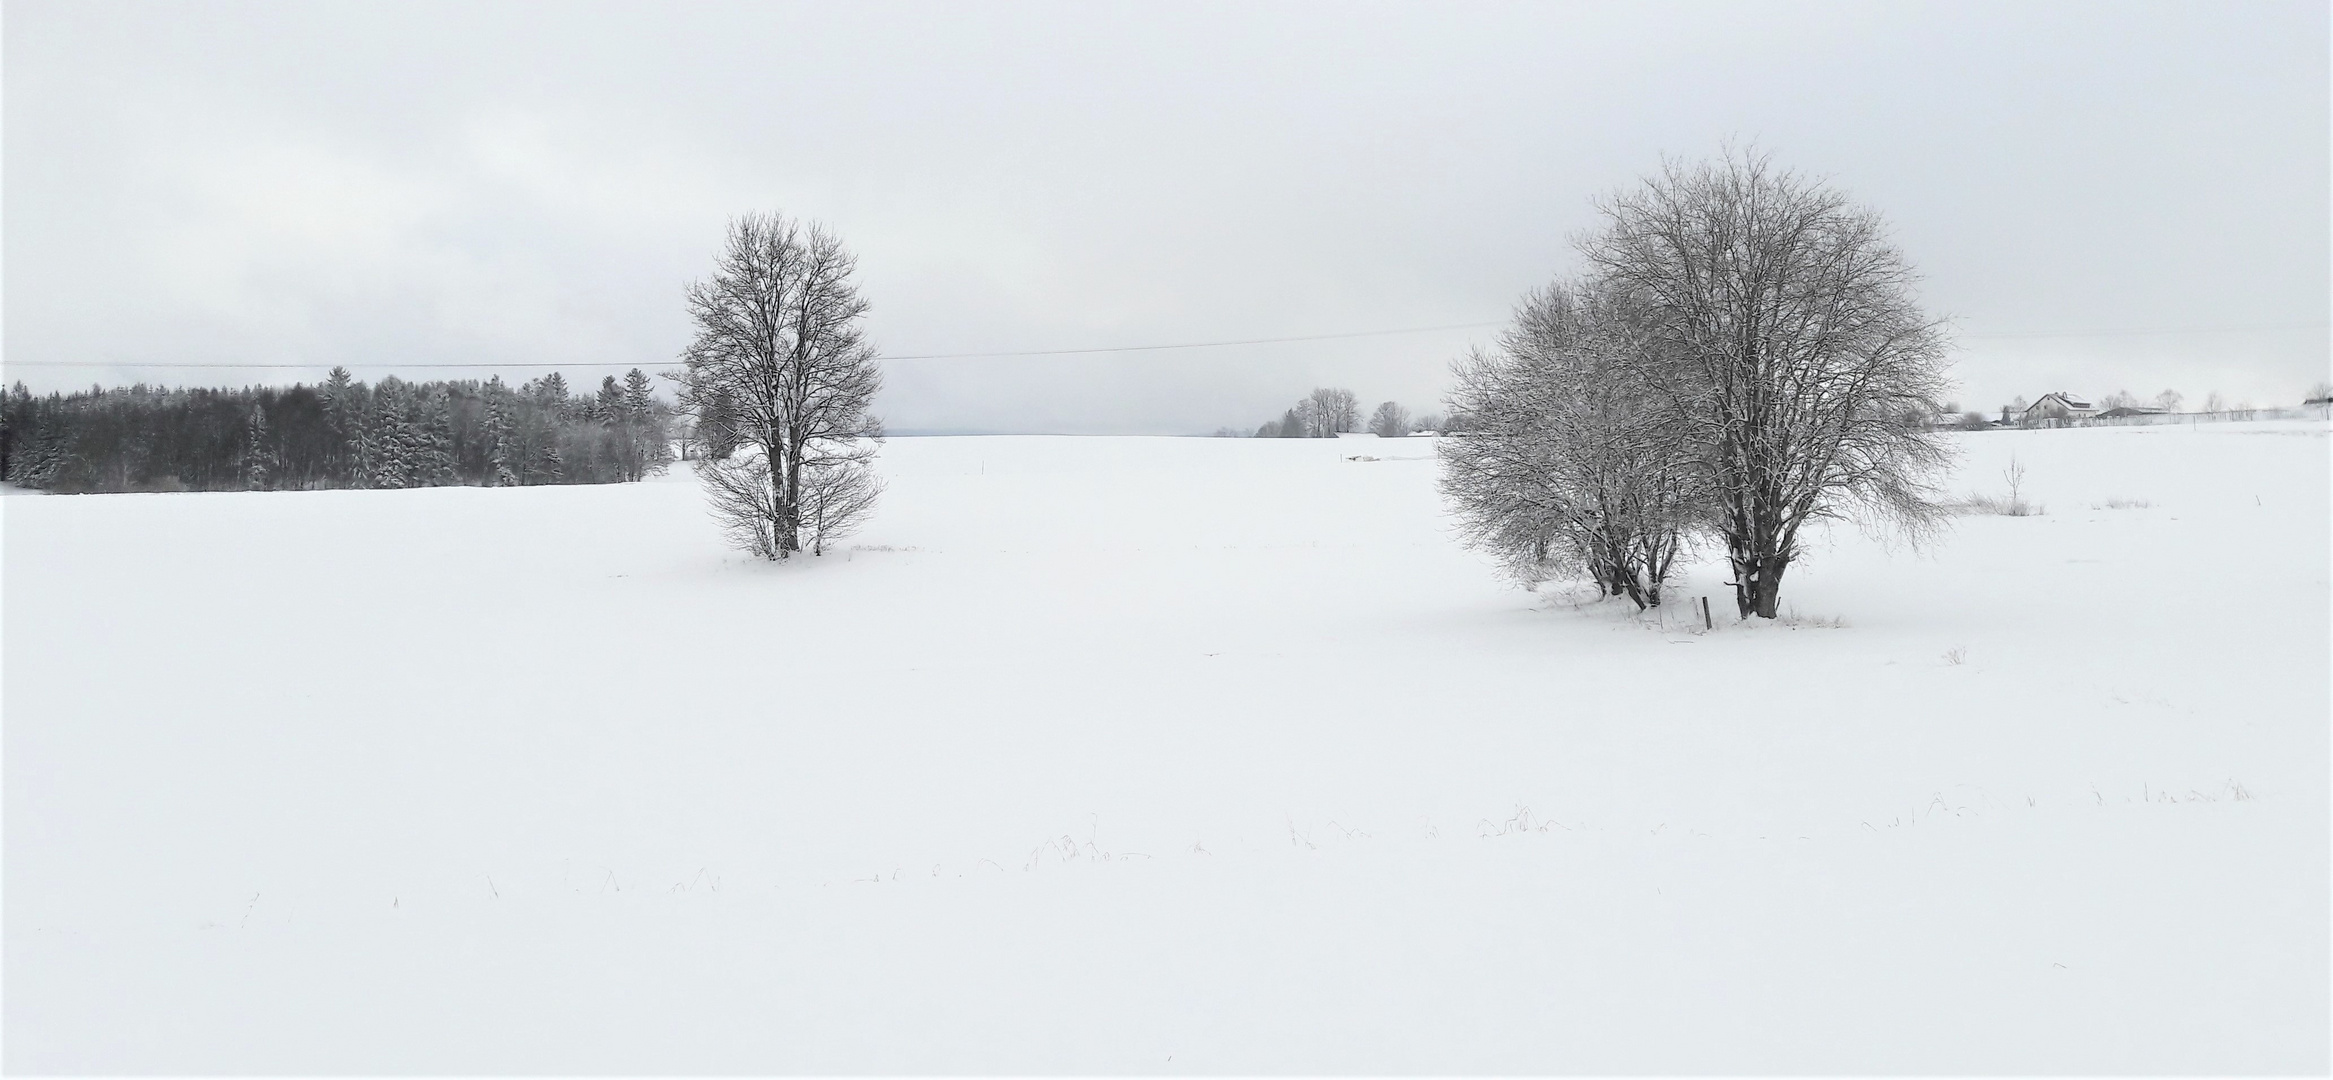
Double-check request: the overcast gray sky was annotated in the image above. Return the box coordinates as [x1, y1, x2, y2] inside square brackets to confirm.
[6, 0, 2327, 432]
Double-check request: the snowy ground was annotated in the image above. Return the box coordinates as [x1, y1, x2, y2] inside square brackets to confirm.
[6, 422, 2327, 1073]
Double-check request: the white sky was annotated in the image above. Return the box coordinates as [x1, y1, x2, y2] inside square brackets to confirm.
[6, 1, 2327, 432]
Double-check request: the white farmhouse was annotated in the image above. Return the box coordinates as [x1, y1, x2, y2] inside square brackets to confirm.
[2020, 391, 2096, 425]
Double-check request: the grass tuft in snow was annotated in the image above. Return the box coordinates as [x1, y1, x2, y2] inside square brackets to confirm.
[1777, 606, 1848, 629]
[1477, 804, 1569, 837]
[1953, 491, 2046, 517]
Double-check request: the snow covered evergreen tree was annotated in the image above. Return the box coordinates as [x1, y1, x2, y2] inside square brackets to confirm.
[419, 389, 456, 485]
[483, 378, 516, 487]
[619, 367, 670, 480]
[368, 383, 415, 489]
[242, 405, 276, 490]
[539, 440, 564, 484]
[321, 366, 364, 485]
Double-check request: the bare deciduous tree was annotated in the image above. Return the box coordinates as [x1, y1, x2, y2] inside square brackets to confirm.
[1368, 400, 1411, 438]
[1580, 149, 1952, 618]
[676, 212, 884, 560]
[1441, 279, 1696, 608]
[1306, 387, 1361, 436]
[2002, 452, 2031, 515]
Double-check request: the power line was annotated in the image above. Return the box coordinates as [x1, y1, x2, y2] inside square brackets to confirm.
[0, 319, 1507, 372]
[4, 318, 2319, 373]
[884, 321, 1505, 360]
[1960, 321, 2329, 340]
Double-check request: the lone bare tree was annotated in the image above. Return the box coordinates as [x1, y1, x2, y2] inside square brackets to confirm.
[1368, 400, 1411, 438]
[1580, 150, 1952, 618]
[676, 212, 884, 560]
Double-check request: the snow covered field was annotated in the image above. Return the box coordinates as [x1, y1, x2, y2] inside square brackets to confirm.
[6, 421, 2327, 1073]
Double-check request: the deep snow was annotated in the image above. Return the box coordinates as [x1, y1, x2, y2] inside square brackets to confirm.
[5, 422, 2327, 1072]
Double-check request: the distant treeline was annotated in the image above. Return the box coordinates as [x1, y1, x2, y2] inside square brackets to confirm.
[1236, 386, 1449, 439]
[1, 367, 674, 493]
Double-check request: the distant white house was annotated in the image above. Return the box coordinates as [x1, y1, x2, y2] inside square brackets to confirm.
[2019, 392, 2096, 425]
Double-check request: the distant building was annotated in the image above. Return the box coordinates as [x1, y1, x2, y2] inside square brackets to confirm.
[2019, 392, 2096, 426]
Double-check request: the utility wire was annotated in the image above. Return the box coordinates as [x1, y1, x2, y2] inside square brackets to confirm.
[883, 320, 1506, 360]
[1960, 321, 2329, 339]
[0, 320, 1507, 371]
[3, 318, 2322, 372]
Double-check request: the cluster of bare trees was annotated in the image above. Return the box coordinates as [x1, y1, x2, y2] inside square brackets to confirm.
[1251, 388, 1441, 438]
[1442, 150, 1952, 619]
[1255, 387, 1362, 438]
[676, 213, 885, 560]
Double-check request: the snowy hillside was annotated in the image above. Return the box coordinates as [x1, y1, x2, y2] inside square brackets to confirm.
[6, 422, 2327, 1072]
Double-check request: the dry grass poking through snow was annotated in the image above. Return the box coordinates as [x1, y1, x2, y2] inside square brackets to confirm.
[1952, 490, 2046, 516]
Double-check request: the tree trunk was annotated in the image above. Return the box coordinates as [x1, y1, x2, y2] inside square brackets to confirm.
[1748, 556, 1788, 618]
[776, 440, 803, 557]
[1728, 547, 1754, 619]
[1727, 549, 1787, 619]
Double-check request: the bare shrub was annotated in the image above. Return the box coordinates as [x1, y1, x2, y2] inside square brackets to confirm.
[1955, 492, 2046, 517]
[798, 448, 884, 556]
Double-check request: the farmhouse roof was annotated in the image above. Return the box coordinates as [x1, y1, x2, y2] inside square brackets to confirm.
[2032, 391, 2093, 411]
